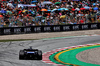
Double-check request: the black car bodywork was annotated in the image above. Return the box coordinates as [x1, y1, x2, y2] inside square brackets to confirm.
[19, 47, 42, 60]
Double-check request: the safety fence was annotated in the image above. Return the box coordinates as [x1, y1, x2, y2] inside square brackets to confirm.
[0, 13, 100, 27]
[0, 23, 100, 35]
[30, 13, 100, 25]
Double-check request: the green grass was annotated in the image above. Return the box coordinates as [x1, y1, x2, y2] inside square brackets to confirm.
[0, 39, 38, 42]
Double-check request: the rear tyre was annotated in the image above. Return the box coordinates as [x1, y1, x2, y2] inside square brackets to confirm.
[19, 50, 24, 60]
[37, 50, 42, 60]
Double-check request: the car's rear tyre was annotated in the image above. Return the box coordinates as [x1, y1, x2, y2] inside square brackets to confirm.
[19, 50, 24, 60]
[37, 50, 42, 60]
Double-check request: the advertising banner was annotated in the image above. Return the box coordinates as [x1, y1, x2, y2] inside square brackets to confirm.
[0, 23, 100, 35]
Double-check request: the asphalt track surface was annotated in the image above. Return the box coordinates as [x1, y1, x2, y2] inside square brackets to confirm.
[0, 35, 100, 66]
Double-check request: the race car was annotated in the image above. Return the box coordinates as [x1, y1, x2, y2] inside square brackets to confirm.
[19, 46, 42, 60]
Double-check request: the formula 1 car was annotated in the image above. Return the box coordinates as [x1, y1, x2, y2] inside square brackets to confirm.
[19, 46, 42, 60]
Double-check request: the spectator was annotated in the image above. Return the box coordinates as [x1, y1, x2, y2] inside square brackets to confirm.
[0, 0, 99, 27]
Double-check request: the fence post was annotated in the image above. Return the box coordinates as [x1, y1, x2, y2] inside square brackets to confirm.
[96, 14, 97, 23]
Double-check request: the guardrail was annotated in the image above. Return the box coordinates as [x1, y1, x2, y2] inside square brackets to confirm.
[0, 23, 100, 35]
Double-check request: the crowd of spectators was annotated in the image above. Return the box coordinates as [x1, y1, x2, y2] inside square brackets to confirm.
[0, 0, 100, 27]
